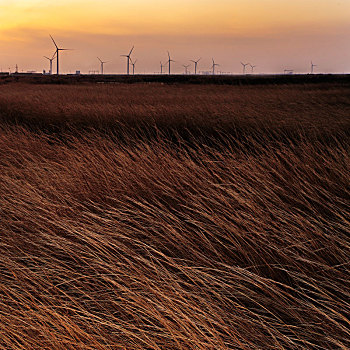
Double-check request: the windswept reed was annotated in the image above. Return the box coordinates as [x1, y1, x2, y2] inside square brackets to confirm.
[0, 82, 349, 349]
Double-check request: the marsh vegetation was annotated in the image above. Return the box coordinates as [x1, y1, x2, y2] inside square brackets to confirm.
[0, 82, 349, 349]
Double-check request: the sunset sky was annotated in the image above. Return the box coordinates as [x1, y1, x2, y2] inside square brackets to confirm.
[0, 0, 349, 74]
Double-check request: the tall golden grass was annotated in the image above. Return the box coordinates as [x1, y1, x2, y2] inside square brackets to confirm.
[1, 83, 349, 135]
[0, 83, 349, 349]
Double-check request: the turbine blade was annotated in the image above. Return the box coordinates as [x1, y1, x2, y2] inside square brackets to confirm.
[129, 46, 134, 56]
[49, 35, 58, 49]
[43, 56, 50, 60]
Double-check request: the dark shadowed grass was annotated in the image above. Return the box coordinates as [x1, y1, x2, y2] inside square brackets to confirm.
[0, 83, 349, 137]
[0, 83, 349, 349]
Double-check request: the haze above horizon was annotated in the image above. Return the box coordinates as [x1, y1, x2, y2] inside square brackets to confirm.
[0, 0, 349, 74]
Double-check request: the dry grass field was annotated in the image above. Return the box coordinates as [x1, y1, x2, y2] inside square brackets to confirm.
[0, 82, 349, 349]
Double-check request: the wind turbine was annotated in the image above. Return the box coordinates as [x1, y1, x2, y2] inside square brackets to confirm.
[160, 61, 165, 74]
[166, 51, 175, 75]
[211, 58, 219, 75]
[241, 62, 250, 74]
[311, 61, 317, 74]
[182, 64, 190, 75]
[121, 46, 134, 75]
[130, 58, 137, 75]
[44, 52, 56, 75]
[250, 64, 257, 74]
[97, 57, 108, 75]
[190, 58, 201, 75]
[50, 35, 72, 75]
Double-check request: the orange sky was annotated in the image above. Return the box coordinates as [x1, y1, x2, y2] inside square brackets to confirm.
[0, 0, 349, 74]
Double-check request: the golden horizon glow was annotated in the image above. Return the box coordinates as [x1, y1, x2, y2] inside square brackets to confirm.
[0, 1, 349, 73]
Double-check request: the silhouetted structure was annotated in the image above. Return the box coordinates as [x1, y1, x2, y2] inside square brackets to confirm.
[211, 59, 219, 75]
[166, 51, 175, 75]
[311, 61, 317, 74]
[50, 35, 71, 75]
[160, 61, 165, 74]
[182, 64, 190, 75]
[131, 59, 137, 75]
[121, 46, 134, 75]
[190, 58, 201, 75]
[97, 57, 108, 74]
[241, 62, 250, 74]
[44, 52, 56, 75]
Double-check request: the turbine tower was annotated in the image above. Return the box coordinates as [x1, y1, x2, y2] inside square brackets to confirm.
[121, 46, 134, 75]
[167, 51, 175, 75]
[130, 58, 137, 75]
[160, 61, 165, 74]
[97, 57, 108, 74]
[250, 64, 257, 74]
[311, 61, 317, 74]
[190, 58, 201, 75]
[182, 64, 190, 75]
[241, 62, 250, 74]
[44, 52, 56, 75]
[211, 58, 219, 75]
[50, 35, 71, 75]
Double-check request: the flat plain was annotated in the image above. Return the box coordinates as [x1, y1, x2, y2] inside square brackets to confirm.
[0, 81, 349, 349]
